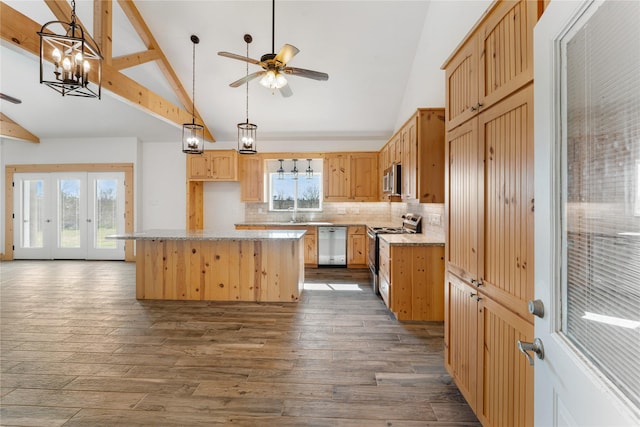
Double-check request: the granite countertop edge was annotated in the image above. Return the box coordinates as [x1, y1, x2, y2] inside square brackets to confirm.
[379, 232, 445, 246]
[107, 229, 306, 241]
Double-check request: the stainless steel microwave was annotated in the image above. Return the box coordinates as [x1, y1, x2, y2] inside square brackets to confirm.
[383, 163, 401, 194]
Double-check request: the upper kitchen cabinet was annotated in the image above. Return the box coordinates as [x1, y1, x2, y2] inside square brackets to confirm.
[400, 108, 445, 203]
[187, 150, 238, 181]
[324, 152, 378, 202]
[239, 155, 264, 202]
[443, 0, 537, 130]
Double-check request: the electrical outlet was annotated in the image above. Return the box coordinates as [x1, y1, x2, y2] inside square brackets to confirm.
[337, 208, 346, 215]
[432, 214, 441, 226]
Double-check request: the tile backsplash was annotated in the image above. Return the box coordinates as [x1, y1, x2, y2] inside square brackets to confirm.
[244, 201, 444, 233]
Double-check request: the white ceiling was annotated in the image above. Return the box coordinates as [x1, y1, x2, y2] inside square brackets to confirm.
[1, 1, 490, 151]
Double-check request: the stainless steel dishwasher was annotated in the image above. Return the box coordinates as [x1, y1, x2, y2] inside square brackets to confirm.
[317, 226, 347, 266]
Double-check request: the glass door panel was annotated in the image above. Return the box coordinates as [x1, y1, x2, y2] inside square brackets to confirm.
[87, 172, 125, 260]
[52, 173, 86, 259]
[13, 173, 52, 259]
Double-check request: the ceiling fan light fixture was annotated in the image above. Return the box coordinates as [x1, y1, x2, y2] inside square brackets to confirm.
[182, 35, 204, 154]
[38, 0, 102, 99]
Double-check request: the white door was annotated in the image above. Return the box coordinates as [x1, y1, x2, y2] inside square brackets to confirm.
[534, 1, 640, 426]
[52, 172, 88, 259]
[13, 174, 52, 259]
[13, 172, 125, 260]
[86, 172, 125, 260]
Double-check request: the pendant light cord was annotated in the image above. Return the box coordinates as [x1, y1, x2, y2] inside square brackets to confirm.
[191, 36, 196, 125]
[245, 40, 249, 123]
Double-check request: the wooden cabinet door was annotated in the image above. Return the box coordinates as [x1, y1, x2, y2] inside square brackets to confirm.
[478, 85, 534, 319]
[401, 117, 417, 200]
[303, 230, 318, 267]
[187, 154, 210, 179]
[444, 273, 479, 410]
[477, 295, 534, 427]
[350, 153, 378, 201]
[445, 40, 478, 130]
[417, 109, 446, 203]
[347, 226, 367, 268]
[210, 151, 237, 181]
[477, 0, 537, 110]
[323, 153, 350, 201]
[445, 118, 480, 284]
[239, 155, 264, 202]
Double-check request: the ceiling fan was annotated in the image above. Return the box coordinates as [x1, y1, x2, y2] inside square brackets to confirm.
[217, 0, 329, 97]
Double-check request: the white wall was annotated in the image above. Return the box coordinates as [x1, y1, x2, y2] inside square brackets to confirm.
[203, 181, 244, 232]
[140, 142, 186, 229]
[395, 0, 492, 130]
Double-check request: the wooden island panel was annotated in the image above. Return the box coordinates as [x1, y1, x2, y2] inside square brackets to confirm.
[135, 237, 303, 302]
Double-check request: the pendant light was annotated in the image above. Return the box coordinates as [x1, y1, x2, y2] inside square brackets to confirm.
[182, 35, 205, 154]
[306, 159, 314, 179]
[38, 0, 102, 98]
[277, 159, 285, 179]
[238, 34, 258, 154]
[291, 159, 299, 180]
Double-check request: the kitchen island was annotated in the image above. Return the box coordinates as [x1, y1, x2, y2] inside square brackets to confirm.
[109, 229, 305, 302]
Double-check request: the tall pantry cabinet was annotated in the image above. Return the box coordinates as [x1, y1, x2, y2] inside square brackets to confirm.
[442, 1, 542, 426]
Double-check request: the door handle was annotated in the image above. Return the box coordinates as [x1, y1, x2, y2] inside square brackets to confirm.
[86, 218, 92, 223]
[528, 299, 545, 318]
[517, 338, 544, 366]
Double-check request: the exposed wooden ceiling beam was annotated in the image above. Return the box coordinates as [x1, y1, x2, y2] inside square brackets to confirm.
[112, 49, 161, 70]
[116, 0, 209, 135]
[0, 2, 215, 142]
[93, 0, 113, 64]
[0, 113, 40, 143]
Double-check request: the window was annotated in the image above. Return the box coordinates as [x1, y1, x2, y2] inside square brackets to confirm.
[267, 159, 322, 211]
[562, 0, 640, 408]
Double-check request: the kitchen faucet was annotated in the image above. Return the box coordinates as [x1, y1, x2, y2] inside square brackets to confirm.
[288, 206, 297, 222]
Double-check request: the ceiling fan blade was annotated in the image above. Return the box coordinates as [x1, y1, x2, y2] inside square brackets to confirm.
[278, 84, 293, 98]
[274, 44, 299, 65]
[229, 71, 265, 88]
[218, 51, 261, 65]
[283, 67, 329, 81]
[0, 93, 22, 104]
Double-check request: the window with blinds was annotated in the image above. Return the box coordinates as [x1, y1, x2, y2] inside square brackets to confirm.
[562, 0, 640, 409]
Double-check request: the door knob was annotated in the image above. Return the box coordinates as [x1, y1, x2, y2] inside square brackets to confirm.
[517, 338, 544, 366]
[528, 299, 545, 318]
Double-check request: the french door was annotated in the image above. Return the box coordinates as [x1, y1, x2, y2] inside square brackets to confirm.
[13, 172, 125, 260]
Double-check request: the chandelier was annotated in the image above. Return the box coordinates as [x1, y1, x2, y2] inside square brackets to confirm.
[238, 34, 258, 154]
[38, 0, 102, 98]
[182, 35, 205, 154]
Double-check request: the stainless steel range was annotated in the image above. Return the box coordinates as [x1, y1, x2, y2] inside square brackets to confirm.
[367, 214, 422, 295]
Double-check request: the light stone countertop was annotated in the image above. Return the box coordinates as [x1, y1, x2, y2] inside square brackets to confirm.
[379, 231, 445, 246]
[107, 229, 306, 241]
[235, 221, 401, 228]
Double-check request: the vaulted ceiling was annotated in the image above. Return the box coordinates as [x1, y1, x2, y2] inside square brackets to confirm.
[0, 1, 490, 151]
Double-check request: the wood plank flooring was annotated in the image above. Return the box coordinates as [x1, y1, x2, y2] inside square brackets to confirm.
[1, 261, 479, 426]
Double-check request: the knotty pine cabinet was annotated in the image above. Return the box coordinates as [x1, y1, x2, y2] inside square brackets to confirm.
[324, 152, 378, 202]
[235, 224, 318, 268]
[445, 274, 534, 427]
[378, 109, 445, 203]
[378, 238, 445, 321]
[187, 150, 238, 181]
[444, 1, 541, 424]
[347, 226, 367, 268]
[239, 155, 264, 202]
[443, 0, 538, 130]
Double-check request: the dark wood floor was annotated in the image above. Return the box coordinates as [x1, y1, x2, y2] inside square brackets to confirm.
[0, 261, 479, 426]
